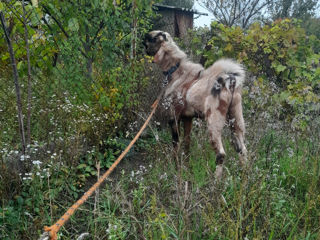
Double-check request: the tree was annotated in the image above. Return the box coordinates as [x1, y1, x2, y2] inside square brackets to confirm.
[267, 0, 319, 37]
[267, 0, 318, 21]
[198, 0, 269, 28]
[304, 17, 320, 39]
[199, 0, 319, 29]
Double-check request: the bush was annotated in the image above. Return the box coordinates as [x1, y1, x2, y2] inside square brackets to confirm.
[203, 19, 320, 130]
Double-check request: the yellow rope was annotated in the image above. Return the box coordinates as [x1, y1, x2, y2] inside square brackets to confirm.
[42, 98, 161, 240]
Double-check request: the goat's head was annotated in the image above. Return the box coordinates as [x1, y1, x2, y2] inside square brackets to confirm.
[143, 30, 171, 56]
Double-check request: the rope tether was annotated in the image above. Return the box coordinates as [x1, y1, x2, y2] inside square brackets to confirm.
[40, 91, 164, 240]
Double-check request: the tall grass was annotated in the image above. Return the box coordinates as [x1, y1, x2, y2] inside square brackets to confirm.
[1, 85, 319, 239]
[37, 120, 318, 240]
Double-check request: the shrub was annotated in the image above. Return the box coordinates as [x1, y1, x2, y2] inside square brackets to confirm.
[203, 19, 320, 130]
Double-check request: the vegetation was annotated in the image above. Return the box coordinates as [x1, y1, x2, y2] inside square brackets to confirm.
[0, 0, 319, 239]
[203, 19, 320, 130]
[199, 0, 269, 28]
[199, 0, 319, 33]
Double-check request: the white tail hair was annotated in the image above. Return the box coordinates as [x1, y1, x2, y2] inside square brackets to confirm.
[209, 58, 245, 89]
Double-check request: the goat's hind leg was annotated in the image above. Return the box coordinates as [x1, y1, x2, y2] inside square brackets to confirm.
[206, 109, 226, 180]
[168, 118, 180, 152]
[229, 92, 247, 166]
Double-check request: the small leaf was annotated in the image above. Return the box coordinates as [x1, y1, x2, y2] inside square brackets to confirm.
[279, 91, 290, 101]
[1, 53, 9, 61]
[14, 1, 22, 7]
[77, 163, 87, 169]
[272, 63, 286, 73]
[68, 18, 79, 32]
[17, 61, 23, 70]
[31, 0, 38, 7]
[0, 2, 4, 11]
[224, 43, 233, 52]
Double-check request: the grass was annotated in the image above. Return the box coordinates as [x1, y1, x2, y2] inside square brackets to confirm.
[53, 125, 320, 239]
[1, 118, 320, 239]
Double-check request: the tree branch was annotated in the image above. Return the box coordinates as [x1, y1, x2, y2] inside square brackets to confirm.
[243, 0, 268, 28]
[41, 4, 89, 59]
[91, 20, 105, 46]
[214, 0, 229, 25]
[0, 11, 26, 154]
[42, 5, 69, 38]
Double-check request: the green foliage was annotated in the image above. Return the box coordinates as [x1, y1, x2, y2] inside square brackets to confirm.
[0, 0, 155, 148]
[204, 19, 320, 128]
[0, 0, 156, 238]
[176, 27, 211, 61]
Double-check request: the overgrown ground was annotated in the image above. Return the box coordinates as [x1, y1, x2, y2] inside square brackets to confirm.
[57, 119, 320, 240]
[2, 105, 319, 239]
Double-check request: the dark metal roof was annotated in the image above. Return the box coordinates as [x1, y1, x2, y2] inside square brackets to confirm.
[154, 4, 208, 16]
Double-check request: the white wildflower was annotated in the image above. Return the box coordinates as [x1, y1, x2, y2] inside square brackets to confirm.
[160, 173, 167, 180]
[32, 160, 42, 166]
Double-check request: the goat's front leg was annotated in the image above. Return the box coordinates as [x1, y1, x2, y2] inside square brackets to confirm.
[168, 118, 180, 152]
[228, 92, 247, 166]
[182, 116, 193, 154]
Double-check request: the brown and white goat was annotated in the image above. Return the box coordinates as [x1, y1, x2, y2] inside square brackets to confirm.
[144, 31, 247, 178]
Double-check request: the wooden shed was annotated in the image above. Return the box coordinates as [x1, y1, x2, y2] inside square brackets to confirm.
[153, 4, 207, 38]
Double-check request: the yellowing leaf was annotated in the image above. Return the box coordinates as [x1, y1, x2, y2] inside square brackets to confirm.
[14, 1, 22, 7]
[31, 0, 38, 7]
[224, 43, 233, 52]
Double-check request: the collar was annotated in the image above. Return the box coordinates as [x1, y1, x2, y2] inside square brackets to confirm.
[163, 62, 180, 83]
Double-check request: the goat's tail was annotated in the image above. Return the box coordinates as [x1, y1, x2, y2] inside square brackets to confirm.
[209, 59, 245, 96]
